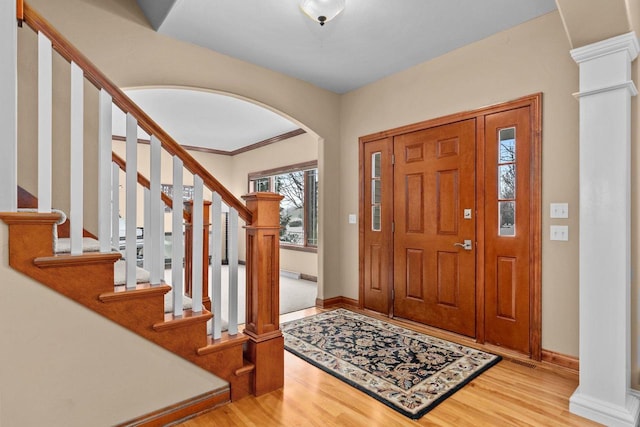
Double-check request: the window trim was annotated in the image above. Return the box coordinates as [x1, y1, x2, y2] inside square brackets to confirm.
[248, 161, 318, 253]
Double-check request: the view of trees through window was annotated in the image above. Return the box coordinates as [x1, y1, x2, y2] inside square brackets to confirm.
[249, 163, 318, 248]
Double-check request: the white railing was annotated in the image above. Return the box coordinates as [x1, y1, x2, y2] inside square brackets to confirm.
[12, 7, 249, 340]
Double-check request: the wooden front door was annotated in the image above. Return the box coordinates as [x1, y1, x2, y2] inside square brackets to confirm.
[393, 119, 476, 337]
[359, 94, 541, 358]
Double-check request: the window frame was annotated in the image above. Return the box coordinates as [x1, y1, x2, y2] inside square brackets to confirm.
[248, 160, 318, 252]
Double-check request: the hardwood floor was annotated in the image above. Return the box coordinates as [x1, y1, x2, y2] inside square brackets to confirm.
[178, 308, 599, 426]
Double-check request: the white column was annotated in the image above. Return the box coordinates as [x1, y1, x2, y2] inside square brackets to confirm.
[0, 0, 17, 212]
[570, 32, 640, 427]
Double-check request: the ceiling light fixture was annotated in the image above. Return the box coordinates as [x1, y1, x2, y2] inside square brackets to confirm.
[300, 0, 345, 26]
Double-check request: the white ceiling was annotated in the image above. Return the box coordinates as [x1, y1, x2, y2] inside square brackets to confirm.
[112, 88, 299, 152]
[126, 0, 558, 151]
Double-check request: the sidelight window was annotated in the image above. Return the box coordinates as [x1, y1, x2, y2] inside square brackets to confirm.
[371, 152, 382, 231]
[498, 128, 516, 236]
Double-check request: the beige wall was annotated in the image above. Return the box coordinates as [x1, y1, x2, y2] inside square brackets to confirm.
[0, 224, 226, 427]
[339, 12, 580, 356]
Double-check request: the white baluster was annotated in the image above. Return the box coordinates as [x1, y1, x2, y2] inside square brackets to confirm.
[98, 90, 112, 252]
[228, 207, 239, 335]
[125, 113, 137, 289]
[172, 156, 184, 315]
[192, 176, 204, 313]
[111, 162, 119, 250]
[69, 62, 83, 255]
[37, 32, 52, 214]
[143, 187, 150, 270]
[210, 192, 222, 339]
[0, 0, 17, 212]
[149, 136, 163, 284]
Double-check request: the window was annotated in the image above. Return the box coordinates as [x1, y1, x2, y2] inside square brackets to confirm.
[371, 152, 382, 231]
[498, 127, 516, 236]
[248, 161, 318, 250]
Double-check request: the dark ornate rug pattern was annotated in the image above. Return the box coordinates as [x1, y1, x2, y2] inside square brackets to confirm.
[281, 309, 501, 419]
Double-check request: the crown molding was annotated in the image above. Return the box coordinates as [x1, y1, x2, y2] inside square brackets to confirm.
[571, 31, 639, 64]
[112, 128, 306, 157]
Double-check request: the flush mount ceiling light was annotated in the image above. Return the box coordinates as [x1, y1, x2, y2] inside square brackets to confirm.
[300, 0, 346, 26]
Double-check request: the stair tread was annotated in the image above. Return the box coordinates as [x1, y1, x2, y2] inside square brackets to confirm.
[113, 259, 150, 285]
[55, 237, 101, 254]
[154, 309, 213, 332]
[34, 251, 121, 268]
[198, 332, 249, 356]
[99, 283, 172, 303]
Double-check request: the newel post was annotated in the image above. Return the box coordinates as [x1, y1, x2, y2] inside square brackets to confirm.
[242, 192, 284, 396]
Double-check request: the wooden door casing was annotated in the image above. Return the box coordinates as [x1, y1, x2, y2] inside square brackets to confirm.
[393, 119, 477, 337]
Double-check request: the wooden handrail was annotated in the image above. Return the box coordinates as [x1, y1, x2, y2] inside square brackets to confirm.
[16, 0, 24, 22]
[110, 152, 192, 222]
[22, 2, 252, 224]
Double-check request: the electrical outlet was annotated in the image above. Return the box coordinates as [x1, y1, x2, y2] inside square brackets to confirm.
[550, 203, 569, 218]
[550, 225, 569, 241]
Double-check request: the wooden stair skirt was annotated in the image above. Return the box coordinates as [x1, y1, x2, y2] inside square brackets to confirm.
[0, 212, 254, 403]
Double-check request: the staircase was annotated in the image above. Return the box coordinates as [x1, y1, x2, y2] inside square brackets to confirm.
[0, 2, 284, 425]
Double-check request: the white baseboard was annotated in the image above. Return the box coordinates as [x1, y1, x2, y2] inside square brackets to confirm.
[280, 269, 301, 280]
[570, 386, 640, 426]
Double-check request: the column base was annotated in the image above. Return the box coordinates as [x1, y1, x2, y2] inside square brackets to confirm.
[570, 386, 640, 426]
[244, 333, 284, 396]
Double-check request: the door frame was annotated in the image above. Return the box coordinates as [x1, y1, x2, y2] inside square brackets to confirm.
[358, 93, 542, 360]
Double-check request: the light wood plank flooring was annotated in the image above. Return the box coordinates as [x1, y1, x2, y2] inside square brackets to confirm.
[178, 308, 600, 426]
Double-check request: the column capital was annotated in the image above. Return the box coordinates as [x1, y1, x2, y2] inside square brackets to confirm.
[571, 32, 638, 97]
[571, 32, 639, 64]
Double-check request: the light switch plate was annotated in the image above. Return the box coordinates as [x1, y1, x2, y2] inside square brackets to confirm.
[348, 214, 357, 224]
[550, 225, 569, 241]
[550, 203, 569, 218]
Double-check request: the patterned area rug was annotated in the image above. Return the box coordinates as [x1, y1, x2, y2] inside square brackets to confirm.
[282, 309, 501, 419]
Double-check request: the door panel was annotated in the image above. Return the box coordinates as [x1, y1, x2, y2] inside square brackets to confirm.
[362, 138, 393, 314]
[484, 107, 531, 354]
[393, 119, 476, 337]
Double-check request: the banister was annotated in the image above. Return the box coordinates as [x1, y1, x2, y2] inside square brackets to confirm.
[22, 2, 253, 224]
